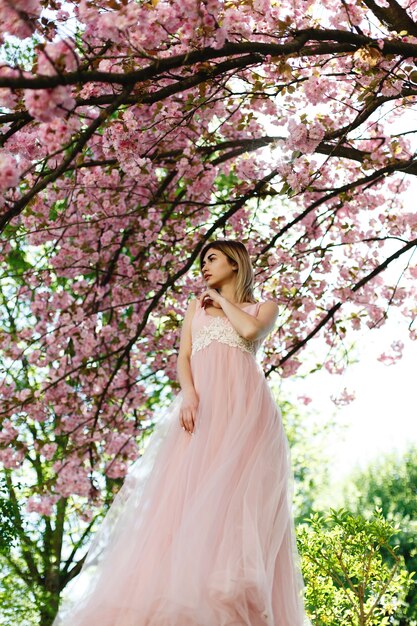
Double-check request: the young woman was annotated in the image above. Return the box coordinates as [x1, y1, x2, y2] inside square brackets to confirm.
[53, 239, 310, 626]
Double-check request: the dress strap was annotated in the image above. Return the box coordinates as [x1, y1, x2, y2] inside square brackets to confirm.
[192, 297, 202, 320]
[255, 301, 264, 316]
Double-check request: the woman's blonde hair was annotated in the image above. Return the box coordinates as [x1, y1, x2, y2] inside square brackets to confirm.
[199, 239, 256, 304]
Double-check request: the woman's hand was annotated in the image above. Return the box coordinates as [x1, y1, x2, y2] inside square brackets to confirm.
[179, 389, 199, 435]
[199, 288, 224, 310]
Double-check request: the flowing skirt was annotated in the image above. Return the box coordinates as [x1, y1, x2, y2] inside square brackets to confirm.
[53, 342, 310, 626]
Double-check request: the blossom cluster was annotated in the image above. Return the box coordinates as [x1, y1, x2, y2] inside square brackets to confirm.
[0, 0, 416, 511]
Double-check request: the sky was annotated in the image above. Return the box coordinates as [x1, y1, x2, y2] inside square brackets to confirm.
[279, 308, 417, 494]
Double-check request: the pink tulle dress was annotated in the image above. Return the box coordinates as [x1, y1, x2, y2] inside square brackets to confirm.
[52, 299, 310, 626]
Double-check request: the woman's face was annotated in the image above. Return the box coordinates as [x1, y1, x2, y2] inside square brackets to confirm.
[201, 248, 236, 287]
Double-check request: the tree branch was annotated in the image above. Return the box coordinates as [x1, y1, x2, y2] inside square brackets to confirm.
[1, 33, 417, 92]
[0, 85, 134, 232]
[362, 0, 417, 37]
[265, 235, 417, 375]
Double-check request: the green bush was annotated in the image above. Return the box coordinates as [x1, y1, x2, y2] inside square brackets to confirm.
[298, 507, 414, 625]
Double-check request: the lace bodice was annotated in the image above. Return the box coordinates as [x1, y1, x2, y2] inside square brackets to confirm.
[191, 300, 263, 358]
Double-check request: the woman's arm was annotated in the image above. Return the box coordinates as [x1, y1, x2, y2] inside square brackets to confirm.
[218, 297, 279, 342]
[176, 298, 197, 394]
[177, 299, 199, 434]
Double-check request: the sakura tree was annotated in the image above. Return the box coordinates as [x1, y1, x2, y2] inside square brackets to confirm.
[1, 0, 417, 619]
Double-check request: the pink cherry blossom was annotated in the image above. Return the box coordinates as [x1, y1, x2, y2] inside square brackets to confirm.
[330, 388, 356, 406]
[280, 359, 302, 378]
[0, 446, 25, 469]
[0, 0, 415, 512]
[0, 0, 41, 42]
[286, 119, 325, 154]
[54, 459, 92, 498]
[377, 340, 405, 365]
[0, 150, 20, 190]
[0, 420, 18, 444]
[26, 493, 60, 517]
[24, 86, 76, 123]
